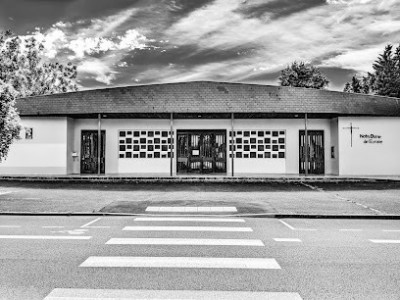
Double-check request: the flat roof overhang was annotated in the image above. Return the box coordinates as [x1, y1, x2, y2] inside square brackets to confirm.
[19, 112, 399, 119]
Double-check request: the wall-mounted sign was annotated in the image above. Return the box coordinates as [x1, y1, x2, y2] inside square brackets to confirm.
[192, 150, 200, 156]
[360, 134, 383, 144]
[343, 122, 359, 147]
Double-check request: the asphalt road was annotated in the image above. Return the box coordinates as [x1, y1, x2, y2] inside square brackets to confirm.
[1, 214, 400, 300]
[1, 181, 400, 215]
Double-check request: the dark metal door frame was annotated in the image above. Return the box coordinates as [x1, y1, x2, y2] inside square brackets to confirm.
[81, 130, 106, 174]
[299, 130, 325, 175]
[177, 130, 227, 174]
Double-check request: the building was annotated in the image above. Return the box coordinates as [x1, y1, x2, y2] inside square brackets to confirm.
[1, 81, 399, 176]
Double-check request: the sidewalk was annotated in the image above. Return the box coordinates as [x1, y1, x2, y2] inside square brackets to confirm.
[1, 174, 400, 183]
[0, 181, 399, 218]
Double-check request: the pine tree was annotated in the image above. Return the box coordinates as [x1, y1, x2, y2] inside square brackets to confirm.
[344, 44, 400, 98]
[371, 44, 399, 97]
[343, 75, 371, 94]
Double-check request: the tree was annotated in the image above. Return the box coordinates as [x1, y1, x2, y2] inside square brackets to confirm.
[371, 44, 400, 98]
[0, 30, 78, 160]
[344, 44, 400, 98]
[0, 85, 21, 162]
[279, 61, 329, 89]
[343, 75, 370, 94]
[0, 30, 78, 97]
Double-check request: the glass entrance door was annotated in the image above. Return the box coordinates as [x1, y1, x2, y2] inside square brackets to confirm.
[81, 130, 105, 174]
[177, 130, 226, 174]
[299, 130, 324, 174]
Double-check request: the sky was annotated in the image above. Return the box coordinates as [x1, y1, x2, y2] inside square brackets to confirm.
[1, 0, 399, 91]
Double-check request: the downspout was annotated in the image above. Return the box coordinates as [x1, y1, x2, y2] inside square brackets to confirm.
[97, 113, 101, 175]
[170, 113, 173, 177]
[304, 113, 308, 176]
[231, 113, 234, 177]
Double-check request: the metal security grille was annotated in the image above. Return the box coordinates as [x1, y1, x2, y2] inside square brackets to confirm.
[177, 130, 226, 174]
[81, 130, 105, 174]
[299, 130, 325, 174]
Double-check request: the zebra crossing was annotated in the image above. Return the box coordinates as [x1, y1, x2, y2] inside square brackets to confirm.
[44, 206, 303, 299]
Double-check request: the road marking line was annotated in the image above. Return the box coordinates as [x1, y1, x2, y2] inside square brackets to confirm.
[0, 225, 21, 228]
[81, 217, 102, 228]
[370, 239, 400, 244]
[42, 226, 65, 228]
[279, 220, 295, 230]
[382, 230, 400, 232]
[123, 226, 252, 232]
[22, 198, 41, 200]
[274, 238, 302, 242]
[0, 191, 12, 196]
[0, 235, 91, 240]
[134, 217, 245, 223]
[85, 226, 111, 229]
[80, 256, 280, 269]
[278, 220, 316, 231]
[339, 229, 362, 232]
[146, 206, 237, 212]
[44, 288, 302, 299]
[106, 238, 264, 246]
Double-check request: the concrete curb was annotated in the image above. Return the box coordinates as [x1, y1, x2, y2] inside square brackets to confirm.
[1, 212, 400, 219]
[0, 176, 399, 183]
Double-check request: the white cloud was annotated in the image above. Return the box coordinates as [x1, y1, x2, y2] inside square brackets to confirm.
[77, 59, 117, 85]
[322, 46, 386, 72]
[15, 7, 156, 85]
[162, 0, 400, 81]
[18, 6, 153, 61]
[118, 29, 150, 50]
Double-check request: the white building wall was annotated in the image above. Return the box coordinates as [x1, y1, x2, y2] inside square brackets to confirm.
[0, 117, 68, 175]
[72, 119, 171, 174]
[70, 118, 334, 176]
[1, 116, 339, 176]
[338, 117, 400, 175]
[232, 118, 333, 175]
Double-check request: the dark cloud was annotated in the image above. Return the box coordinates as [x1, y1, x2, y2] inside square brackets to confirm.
[319, 67, 358, 91]
[124, 45, 250, 68]
[0, 0, 143, 34]
[164, 0, 215, 16]
[236, 0, 326, 19]
[237, 70, 280, 84]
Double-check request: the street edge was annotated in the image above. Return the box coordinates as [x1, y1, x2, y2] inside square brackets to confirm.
[1, 212, 400, 219]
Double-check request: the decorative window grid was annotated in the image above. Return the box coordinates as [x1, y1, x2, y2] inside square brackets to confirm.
[118, 130, 174, 159]
[229, 130, 286, 159]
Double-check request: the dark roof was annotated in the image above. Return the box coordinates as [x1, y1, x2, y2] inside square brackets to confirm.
[15, 81, 400, 117]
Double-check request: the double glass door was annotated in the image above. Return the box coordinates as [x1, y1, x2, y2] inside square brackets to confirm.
[177, 130, 226, 174]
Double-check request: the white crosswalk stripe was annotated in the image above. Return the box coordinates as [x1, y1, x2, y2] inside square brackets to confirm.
[370, 239, 400, 244]
[46, 206, 302, 300]
[123, 225, 252, 232]
[80, 256, 281, 269]
[146, 206, 237, 212]
[274, 238, 302, 242]
[0, 235, 91, 240]
[44, 288, 303, 299]
[106, 238, 264, 246]
[134, 217, 245, 222]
